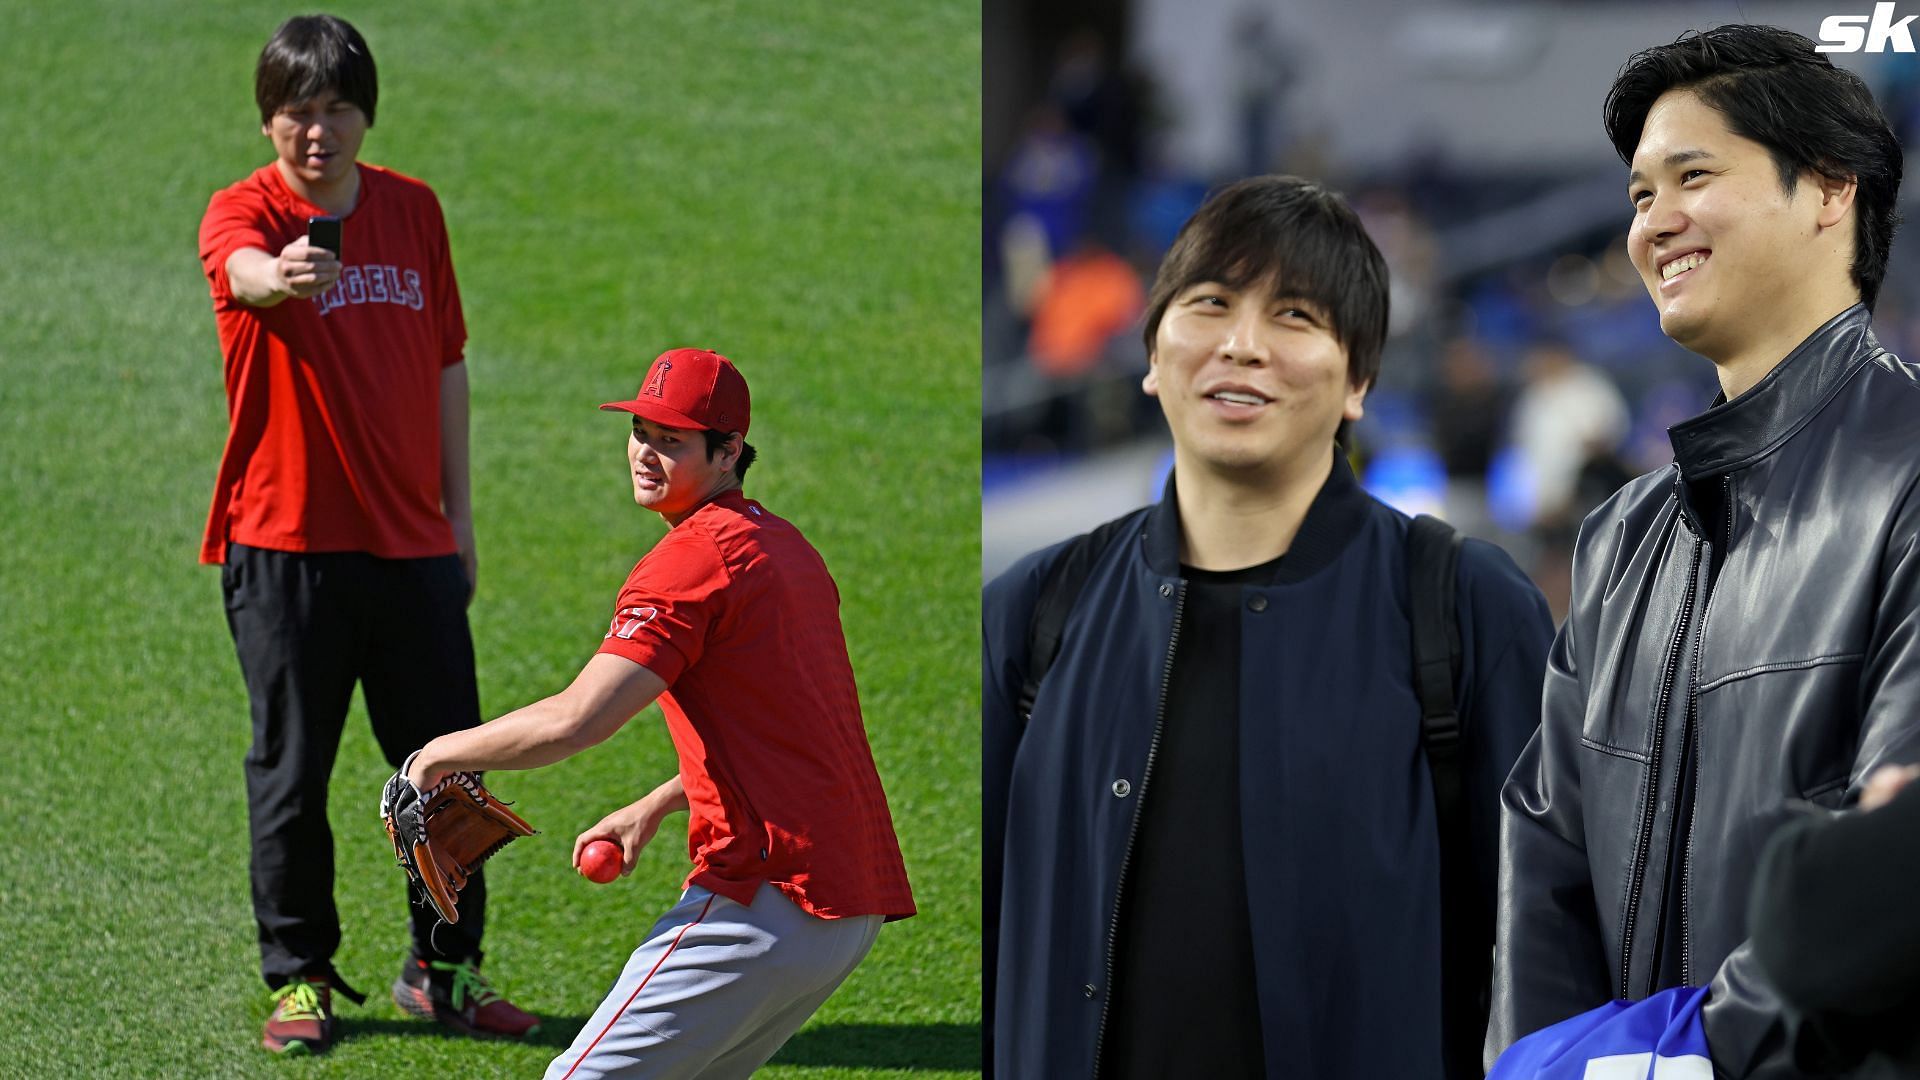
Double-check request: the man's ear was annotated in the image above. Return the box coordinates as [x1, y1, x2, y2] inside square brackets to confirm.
[1142, 352, 1160, 397]
[1813, 170, 1858, 231]
[1343, 376, 1371, 423]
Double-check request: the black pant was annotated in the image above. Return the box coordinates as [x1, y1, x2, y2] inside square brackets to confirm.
[223, 542, 485, 989]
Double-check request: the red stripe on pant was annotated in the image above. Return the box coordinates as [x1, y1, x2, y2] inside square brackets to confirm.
[560, 893, 719, 1079]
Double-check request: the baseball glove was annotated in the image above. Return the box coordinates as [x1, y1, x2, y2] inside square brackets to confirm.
[381, 751, 536, 925]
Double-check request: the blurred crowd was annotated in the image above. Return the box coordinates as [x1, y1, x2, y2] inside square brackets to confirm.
[984, 27, 1920, 616]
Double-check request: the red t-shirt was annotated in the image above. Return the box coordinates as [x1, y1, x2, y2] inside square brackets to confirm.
[196, 162, 466, 564]
[596, 490, 916, 921]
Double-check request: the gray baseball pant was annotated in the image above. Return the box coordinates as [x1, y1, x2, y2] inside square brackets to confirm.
[544, 883, 882, 1079]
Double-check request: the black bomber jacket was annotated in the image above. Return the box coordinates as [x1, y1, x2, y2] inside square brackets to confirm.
[1489, 305, 1920, 1078]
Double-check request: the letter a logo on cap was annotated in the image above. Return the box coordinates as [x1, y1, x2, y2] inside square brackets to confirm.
[642, 360, 672, 397]
[598, 348, 750, 437]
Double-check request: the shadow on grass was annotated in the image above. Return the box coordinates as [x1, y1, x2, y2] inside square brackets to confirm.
[334, 1015, 589, 1051]
[329, 1017, 982, 1071]
[770, 1022, 982, 1071]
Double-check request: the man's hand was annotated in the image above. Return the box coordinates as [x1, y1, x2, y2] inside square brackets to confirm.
[406, 747, 449, 792]
[573, 801, 666, 878]
[451, 515, 477, 605]
[273, 236, 341, 299]
[1860, 762, 1920, 811]
[573, 776, 688, 877]
[226, 240, 340, 307]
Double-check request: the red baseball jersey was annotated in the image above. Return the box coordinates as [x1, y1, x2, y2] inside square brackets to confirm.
[596, 490, 916, 921]
[196, 163, 466, 564]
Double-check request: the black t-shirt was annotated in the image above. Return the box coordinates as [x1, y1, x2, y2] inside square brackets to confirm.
[1103, 556, 1281, 1079]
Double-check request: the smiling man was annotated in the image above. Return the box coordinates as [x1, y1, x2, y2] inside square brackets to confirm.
[1489, 25, 1918, 1078]
[983, 176, 1552, 1078]
[403, 348, 915, 1079]
[197, 14, 537, 1054]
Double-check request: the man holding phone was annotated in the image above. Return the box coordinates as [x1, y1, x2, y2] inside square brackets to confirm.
[197, 14, 536, 1055]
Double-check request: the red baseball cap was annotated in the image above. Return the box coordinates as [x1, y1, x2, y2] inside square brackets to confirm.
[599, 348, 751, 436]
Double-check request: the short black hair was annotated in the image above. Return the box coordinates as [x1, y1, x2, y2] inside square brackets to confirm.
[1142, 175, 1389, 392]
[255, 14, 378, 126]
[703, 429, 756, 485]
[1604, 24, 1902, 310]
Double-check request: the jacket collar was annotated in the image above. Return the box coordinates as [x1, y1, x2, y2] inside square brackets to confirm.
[1144, 447, 1370, 583]
[1667, 304, 1883, 481]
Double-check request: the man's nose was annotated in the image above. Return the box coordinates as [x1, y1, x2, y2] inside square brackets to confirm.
[1636, 192, 1686, 248]
[1219, 310, 1271, 365]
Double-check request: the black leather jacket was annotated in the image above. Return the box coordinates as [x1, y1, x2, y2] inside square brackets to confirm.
[1490, 306, 1920, 1078]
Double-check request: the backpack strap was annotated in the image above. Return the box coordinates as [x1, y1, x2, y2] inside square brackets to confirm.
[1408, 513, 1485, 1079]
[1408, 514, 1464, 748]
[1018, 515, 1136, 723]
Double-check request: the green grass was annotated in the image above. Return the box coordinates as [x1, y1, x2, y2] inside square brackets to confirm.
[0, 2, 979, 1076]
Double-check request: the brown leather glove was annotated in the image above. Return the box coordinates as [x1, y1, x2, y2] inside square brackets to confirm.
[381, 751, 535, 924]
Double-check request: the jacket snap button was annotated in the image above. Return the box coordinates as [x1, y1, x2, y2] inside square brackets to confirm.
[1248, 595, 1268, 612]
[1111, 779, 1131, 798]
[1083, 983, 1098, 998]
[1158, 583, 1172, 598]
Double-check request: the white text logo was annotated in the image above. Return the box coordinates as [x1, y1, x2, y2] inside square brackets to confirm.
[606, 606, 659, 640]
[315, 264, 426, 316]
[1818, 2, 1918, 51]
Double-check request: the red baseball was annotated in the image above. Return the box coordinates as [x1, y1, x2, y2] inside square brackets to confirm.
[579, 839, 622, 884]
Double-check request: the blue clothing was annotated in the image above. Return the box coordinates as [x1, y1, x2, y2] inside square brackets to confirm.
[983, 455, 1553, 1078]
[1488, 987, 1711, 1080]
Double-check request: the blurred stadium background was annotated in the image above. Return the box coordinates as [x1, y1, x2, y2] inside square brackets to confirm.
[983, 0, 1920, 616]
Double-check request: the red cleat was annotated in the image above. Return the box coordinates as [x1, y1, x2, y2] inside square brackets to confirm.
[262, 976, 336, 1055]
[393, 955, 541, 1039]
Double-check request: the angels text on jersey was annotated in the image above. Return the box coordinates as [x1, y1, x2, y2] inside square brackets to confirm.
[315, 263, 426, 316]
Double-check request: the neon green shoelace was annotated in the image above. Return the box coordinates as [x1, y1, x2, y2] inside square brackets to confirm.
[430, 960, 501, 1010]
[270, 981, 325, 1022]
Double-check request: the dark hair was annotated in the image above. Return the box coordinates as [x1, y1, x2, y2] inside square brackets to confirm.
[703, 429, 757, 485]
[1604, 24, 1902, 310]
[255, 15, 378, 126]
[1142, 175, 1389, 392]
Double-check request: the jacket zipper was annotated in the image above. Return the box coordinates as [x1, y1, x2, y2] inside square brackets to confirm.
[1618, 513, 1702, 998]
[1679, 476, 1732, 985]
[1090, 582, 1186, 1077]
[1677, 668, 1702, 986]
[1653, 608, 1703, 991]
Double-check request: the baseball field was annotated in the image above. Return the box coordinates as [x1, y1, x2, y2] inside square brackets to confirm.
[0, 2, 979, 1077]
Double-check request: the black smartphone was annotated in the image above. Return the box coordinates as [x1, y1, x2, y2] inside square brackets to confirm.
[307, 215, 342, 259]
